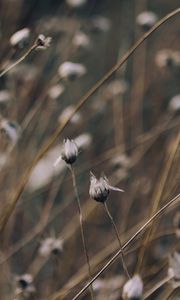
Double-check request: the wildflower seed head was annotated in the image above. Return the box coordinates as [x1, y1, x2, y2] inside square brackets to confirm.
[61, 138, 78, 165]
[58, 105, 81, 125]
[168, 94, 180, 113]
[136, 11, 158, 31]
[0, 119, 21, 144]
[91, 15, 111, 33]
[48, 84, 64, 99]
[39, 237, 63, 257]
[72, 31, 91, 50]
[173, 211, 180, 238]
[155, 49, 180, 69]
[35, 34, 52, 49]
[89, 173, 124, 203]
[15, 274, 36, 297]
[122, 274, 143, 300]
[58, 61, 86, 80]
[168, 252, 180, 287]
[10, 28, 30, 48]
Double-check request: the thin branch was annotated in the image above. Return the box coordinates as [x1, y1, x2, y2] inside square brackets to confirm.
[0, 8, 179, 234]
[71, 194, 180, 300]
[69, 166, 94, 300]
[104, 202, 130, 278]
[0, 44, 37, 78]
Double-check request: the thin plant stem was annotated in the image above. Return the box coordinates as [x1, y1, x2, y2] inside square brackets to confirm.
[0, 44, 37, 78]
[71, 193, 180, 300]
[0, 8, 179, 235]
[104, 201, 130, 279]
[69, 166, 94, 300]
[144, 274, 172, 299]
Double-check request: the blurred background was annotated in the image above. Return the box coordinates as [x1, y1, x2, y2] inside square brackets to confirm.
[0, 0, 179, 299]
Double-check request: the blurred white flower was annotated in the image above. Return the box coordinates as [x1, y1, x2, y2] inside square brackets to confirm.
[168, 252, 180, 287]
[36, 34, 52, 49]
[58, 61, 86, 80]
[39, 237, 63, 257]
[91, 15, 111, 32]
[58, 105, 81, 125]
[0, 119, 21, 144]
[89, 173, 124, 203]
[0, 90, 11, 104]
[28, 133, 92, 191]
[48, 84, 64, 99]
[168, 94, 180, 112]
[136, 11, 158, 30]
[106, 79, 128, 98]
[122, 274, 143, 300]
[55, 138, 78, 166]
[155, 49, 180, 68]
[15, 274, 36, 298]
[66, 0, 87, 8]
[72, 31, 91, 50]
[173, 211, 180, 238]
[10, 28, 30, 47]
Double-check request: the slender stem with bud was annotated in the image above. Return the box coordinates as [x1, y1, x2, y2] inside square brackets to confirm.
[104, 201, 130, 279]
[0, 44, 37, 78]
[69, 166, 94, 300]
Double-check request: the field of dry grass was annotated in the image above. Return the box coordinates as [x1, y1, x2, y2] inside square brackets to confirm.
[0, 0, 179, 299]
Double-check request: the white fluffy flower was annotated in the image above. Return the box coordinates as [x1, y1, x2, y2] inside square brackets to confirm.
[39, 237, 63, 257]
[54, 138, 78, 166]
[91, 15, 111, 32]
[122, 274, 143, 299]
[48, 84, 64, 99]
[168, 252, 180, 287]
[58, 61, 86, 80]
[136, 11, 158, 30]
[168, 94, 180, 112]
[0, 119, 21, 144]
[15, 274, 36, 297]
[10, 28, 30, 47]
[72, 31, 90, 49]
[89, 173, 124, 203]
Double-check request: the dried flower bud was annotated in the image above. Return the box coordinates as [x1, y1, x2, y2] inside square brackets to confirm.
[89, 172, 124, 203]
[58, 61, 86, 80]
[35, 34, 52, 49]
[54, 138, 78, 166]
[122, 274, 143, 300]
[39, 237, 63, 257]
[15, 274, 36, 297]
[136, 11, 158, 31]
[155, 49, 180, 68]
[168, 252, 180, 287]
[10, 28, 30, 48]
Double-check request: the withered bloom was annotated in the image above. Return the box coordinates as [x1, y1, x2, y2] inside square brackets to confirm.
[89, 172, 123, 203]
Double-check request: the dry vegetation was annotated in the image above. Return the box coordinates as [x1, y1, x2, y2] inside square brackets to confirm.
[0, 0, 179, 299]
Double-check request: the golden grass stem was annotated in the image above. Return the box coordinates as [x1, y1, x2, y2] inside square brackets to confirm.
[69, 166, 94, 300]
